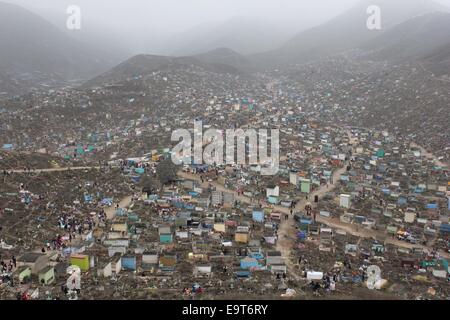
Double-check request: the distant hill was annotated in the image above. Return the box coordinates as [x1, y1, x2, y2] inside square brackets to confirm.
[84, 48, 251, 87]
[168, 17, 293, 56]
[0, 2, 117, 94]
[193, 48, 255, 72]
[252, 0, 446, 68]
[360, 12, 450, 62]
[0, 71, 21, 97]
[0, 69, 56, 97]
[422, 42, 450, 76]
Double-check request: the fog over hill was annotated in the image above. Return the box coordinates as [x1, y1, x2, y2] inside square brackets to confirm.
[2, 0, 450, 96]
[84, 48, 251, 88]
[252, 0, 449, 68]
[1, 0, 361, 56]
[422, 42, 450, 75]
[0, 1, 119, 95]
[360, 12, 450, 62]
[167, 17, 296, 56]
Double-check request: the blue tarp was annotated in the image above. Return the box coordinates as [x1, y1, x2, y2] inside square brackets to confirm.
[397, 197, 407, 206]
[249, 252, 264, 260]
[252, 211, 264, 223]
[439, 259, 449, 271]
[159, 234, 173, 243]
[2, 144, 13, 150]
[131, 176, 140, 183]
[22, 193, 32, 205]
[173, 201, 184, 208]
[101, 198, 113, 206]
[267, 196, 278, 204]
[192, 164, 209, 172]
[62, 248, 72, 255]
[134, 168, 145, 174]
[121, 256, 137, 270]
[236, 271, 251, 278]
[300, 218, 312, 225]
[440, 224, 450, 233]
[426, 203, 438, 209]
[240, 258, 260, 269]
[202, 222, 213, 229]
[115, 208, 127, 216]
[297, 231, 307, 240]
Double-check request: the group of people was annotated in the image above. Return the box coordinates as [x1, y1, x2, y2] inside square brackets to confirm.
[182, 284, 204, 296]
[276, 273, 287, 280]
[304, 204, 317, 221]
[46, 211, 96, 251]
[97, 210, 107, 224]
[16, 292, 31, 300]
[309, 276, 336, 294]
[58, 212, 95, 234]
[45, 234, 65, 251]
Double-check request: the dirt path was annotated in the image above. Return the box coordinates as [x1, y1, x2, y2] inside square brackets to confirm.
[275, 163, 349, 279]
[178, 165, 350, 280]
[417, 61, 450, 84]
[410, 142, 448, 168]
[181, 167, 450, 275]
[5, 166, 101, 173]
[178, 128, 450, 278]
[104, 195, 134, 220]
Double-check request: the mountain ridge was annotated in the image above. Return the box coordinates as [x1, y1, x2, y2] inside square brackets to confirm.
[0, 1, 117, 95]
[250, 0, 448, 68]
[84, 48, 251, 88]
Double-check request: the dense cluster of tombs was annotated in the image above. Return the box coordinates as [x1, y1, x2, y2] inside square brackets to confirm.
[0, 55, 449, 300]
[276, 53, 450, 162]
[1, 120, 449, 300]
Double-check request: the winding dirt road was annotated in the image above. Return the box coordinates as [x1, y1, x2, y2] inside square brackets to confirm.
[104, 195, 134, 220]
[5, 166, 101, 173]
[410, 142, 448, 168]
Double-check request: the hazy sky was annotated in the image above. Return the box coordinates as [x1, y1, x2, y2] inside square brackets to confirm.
[4, 0, 362, 33]
[3, 0, 450, 55]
